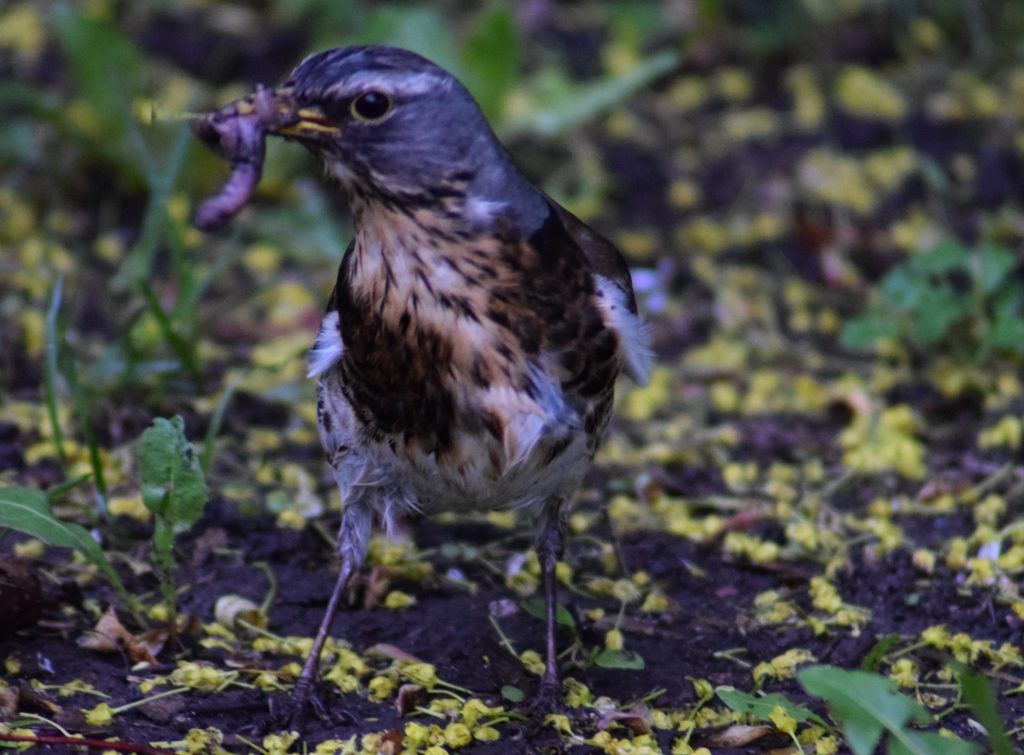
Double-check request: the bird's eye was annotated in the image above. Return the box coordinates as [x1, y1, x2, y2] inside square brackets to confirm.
[351, 91, 392, 121]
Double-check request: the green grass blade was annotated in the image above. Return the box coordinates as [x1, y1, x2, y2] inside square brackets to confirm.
[957, 666, 1014, 755]
[45, 474, 92, 503]
[59, 342, 108, 513]
[43, 275, 68, 468]
[0, 486, 135, 617]
[499, 50, 678, 139]
[114, 118, 194, 288]
[201, 372, 245, 471]
[139, 281, 203, 384]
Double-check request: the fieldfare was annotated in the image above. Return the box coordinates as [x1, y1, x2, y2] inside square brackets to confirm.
[193, 45, 653, 723]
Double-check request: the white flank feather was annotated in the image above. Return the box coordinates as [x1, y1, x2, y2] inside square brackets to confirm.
[307, 311, 344, 378]
[595, 275, 653, 386]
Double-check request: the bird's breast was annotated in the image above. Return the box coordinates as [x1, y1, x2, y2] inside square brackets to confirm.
[319, 203, 618, 501]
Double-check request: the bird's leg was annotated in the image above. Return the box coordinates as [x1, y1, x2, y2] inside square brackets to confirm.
[288, 557, 355, 725]
[278, 500, 372, 731]
[533, 499, 566, 712]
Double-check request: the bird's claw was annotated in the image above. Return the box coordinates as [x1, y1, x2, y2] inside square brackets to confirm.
[257, 687, 333, 736]
[522, 678, 566, 721]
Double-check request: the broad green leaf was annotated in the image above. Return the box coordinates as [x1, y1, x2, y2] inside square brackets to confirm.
[890, 731, 977, 755]
[798, 665, 928, 755]
[880, 268, 930, 312]
[987, 307, 1024, 355]
[911, 239, 969, 275]
[992, 288, 1022, 319]
[594, 649, 645, 670]
[957, 666, 1013, 755]
[974, 244, 1017, 295]
[910, 286, 967, 345]
[139, 416, 208, 526]
[0, 486, 128, 599]
[717, 687, 829, 728]
[983, 288, 1024, 356]
[521, 597, 576, 629]
[840, 313, 901, 349]
[501, 684, 524, 703]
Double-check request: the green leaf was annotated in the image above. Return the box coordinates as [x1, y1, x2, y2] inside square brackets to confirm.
[520, 597, 576, 629]
[461, 5, 519, 121]
[840, 313, 901, 349]
[910, 286, 968, 345]
[986, 309, 1024, 354]
[717, 687, 829, 729]
[974, 244, 1017, 295]
[890, 731, 977, 755]
[911, 239, 969, 275]
[956, 666, 1014, 755]
[43, 276, 68, 469]
[859, 634, 902, 672]
[798, 665, 940, 755]
[0, 486, 129, 601]
[594, 649, 645, 670]
[362, 8, 459, 76]
[499, 50, 678, 139]
[501, 684, 524, 703]
[880, 268, 931, 312]
[139, 416, 208, 526]
[51, 5, 146, 180]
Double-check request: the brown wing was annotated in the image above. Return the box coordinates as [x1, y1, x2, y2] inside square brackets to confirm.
[547, 199, 640, 315]
[542, 199, 651, 387]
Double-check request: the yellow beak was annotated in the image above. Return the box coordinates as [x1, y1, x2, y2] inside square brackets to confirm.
[273, 106, 341, 137]
[204, 87, 341, 139]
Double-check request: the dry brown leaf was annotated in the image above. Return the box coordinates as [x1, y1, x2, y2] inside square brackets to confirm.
[18, 684, 60, 716]
[363, 565, 391, 610]
[214, 595, 266, 631]
[395, 683, 426, 716]
[191, 527, 229, 567]
[0, 684, 18, 721]
[700, 724, 777, 747]
[80, 608, 167, 664]
[379, 729, 402, 755]
[915, 475, 969, 502]
[138, 693, 187, 723]
[596, 703, 653, 734]
[363, 644, 420, 663]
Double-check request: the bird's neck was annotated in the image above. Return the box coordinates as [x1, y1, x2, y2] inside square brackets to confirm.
[348, 199, 499, 303]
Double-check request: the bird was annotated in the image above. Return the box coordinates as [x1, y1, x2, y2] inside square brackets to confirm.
[195, 45, 652, 724]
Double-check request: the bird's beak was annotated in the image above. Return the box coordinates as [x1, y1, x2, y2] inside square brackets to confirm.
[262, 87, 341, 140]
[195, 85, 340, 148]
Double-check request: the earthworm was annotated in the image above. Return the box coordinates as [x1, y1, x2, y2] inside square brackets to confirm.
[192, 86, 291, 231]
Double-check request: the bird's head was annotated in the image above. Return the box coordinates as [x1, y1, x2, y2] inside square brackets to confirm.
[228, 45, 545, 228]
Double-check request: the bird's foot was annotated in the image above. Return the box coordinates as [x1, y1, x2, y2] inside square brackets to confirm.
[256, 686, 353, 737]
[522, 678, 566, 721]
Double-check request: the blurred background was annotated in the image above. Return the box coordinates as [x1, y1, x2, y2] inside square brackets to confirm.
[2, 0, 1024, 564]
